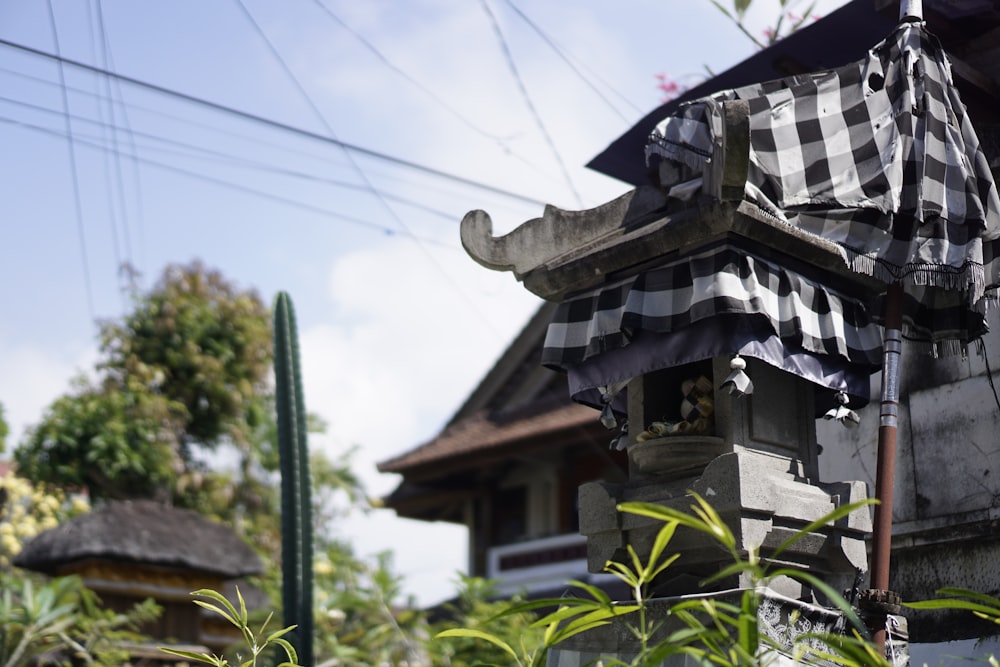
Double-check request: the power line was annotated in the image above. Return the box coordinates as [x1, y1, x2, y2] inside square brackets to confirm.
[88, 0, 130, 311]
[235, 0, 504, 332]
[478, 0, 582, 207]
[308, 0, 561, 190]
[0, 36, 550, 209]
[311, 0, 511, 144]
[0, 89, 532, 227]
[501, 0, 643, 120]
[233, 0, 406, 229]
[94, 0, 140, 283]
[45, 0, 96, 322]
[0, 113, 463, 247]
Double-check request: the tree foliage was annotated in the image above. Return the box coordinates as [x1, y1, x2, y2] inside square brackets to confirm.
[16, 376, 183, 501]
[99, 261, 272, 451]
[16, 261, 271, 504]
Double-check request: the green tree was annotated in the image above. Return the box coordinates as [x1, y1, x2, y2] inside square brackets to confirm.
[99, 260, 272, 454]
[16, 375, 183, 501]
[16, 261, 271, 505]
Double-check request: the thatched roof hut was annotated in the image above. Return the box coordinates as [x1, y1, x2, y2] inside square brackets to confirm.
[14, 499, 265, 654]
[14, 499, 263, 578]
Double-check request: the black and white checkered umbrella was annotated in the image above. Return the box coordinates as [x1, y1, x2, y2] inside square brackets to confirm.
[646, 19, 1000, 347]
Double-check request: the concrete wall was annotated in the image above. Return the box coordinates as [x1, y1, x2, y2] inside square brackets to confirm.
[817, 309, 1000, 642]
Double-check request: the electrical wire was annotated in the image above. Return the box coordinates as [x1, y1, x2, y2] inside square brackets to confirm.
[0, 36, 550, 208]
[311, 0, 509, 144]
[0, 113, 463, 248]
[87, 0, 128, 311]
[94, 0, 141, 283]
[500, 0, 642, 121]
[478, 0, 582, 207]
[0, 91, 474, 222]
[45, 0, 96, 322]
[234, 0, 508, 334]
[309, 0, 563, 188]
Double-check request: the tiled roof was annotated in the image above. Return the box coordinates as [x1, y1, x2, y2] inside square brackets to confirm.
[378, 401, 600, 473]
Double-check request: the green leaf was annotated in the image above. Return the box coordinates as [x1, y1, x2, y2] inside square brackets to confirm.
[192, 589, 240, 624]
[699, 559, 758, 587]
[266, 625, 297, 642]
[548, 618, 613, 645]
[192, 600, 239, 629]
[531, 603, 604, 629]
[434, 628, 520, 661]
[647, 552, 682, 583]
[710, 0, 735, 20]
[936, 587, 1000, 608]
[565, 580, 612, 606]
[271, 636, 299, 664]
[644, 521, 679, 580]
[772, 498, 876, 560]
[235, 586, 248, 626]
[904, 598, 1000, 618]
[160, 647, 216, 664]
[488, 596, 594, 621]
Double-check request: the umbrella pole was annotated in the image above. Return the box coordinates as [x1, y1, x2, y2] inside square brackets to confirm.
[865, 3, 923, 654]
[866, 282, 904, 651]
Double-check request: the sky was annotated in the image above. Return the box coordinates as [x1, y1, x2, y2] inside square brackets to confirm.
[0, 0, 851, 607]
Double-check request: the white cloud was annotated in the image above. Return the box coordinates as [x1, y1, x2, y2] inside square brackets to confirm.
[0, 337, 97, 449]
[297, 237, 539, 605]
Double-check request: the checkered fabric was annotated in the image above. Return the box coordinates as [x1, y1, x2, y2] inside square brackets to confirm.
[646, 22, 1000, 345]
[541, 245, 883, 373]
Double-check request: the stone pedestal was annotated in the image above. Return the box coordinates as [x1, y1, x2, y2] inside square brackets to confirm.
[578, 355, 872, 604]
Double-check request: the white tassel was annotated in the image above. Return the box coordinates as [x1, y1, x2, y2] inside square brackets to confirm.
[598, 380, 629, 429]
[824, 391, 860, 427]
[609, 421, 629, 451]
[721, 354, 753, 397]
[599, 402, 618, 430]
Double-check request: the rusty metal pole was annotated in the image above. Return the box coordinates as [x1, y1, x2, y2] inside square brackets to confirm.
[867, 282, 904, 650]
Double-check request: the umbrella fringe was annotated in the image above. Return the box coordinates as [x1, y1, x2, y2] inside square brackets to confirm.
[843, 246, 989, 305]
[913, 338, 968, 359]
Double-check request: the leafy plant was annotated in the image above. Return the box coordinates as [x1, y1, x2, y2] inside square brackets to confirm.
[430, 575, 547, 667]
[905, 587, 1000, 626]
[160, 588, 299, 667]
[436, 492, 880, 667]
[0, 574, 158, 667]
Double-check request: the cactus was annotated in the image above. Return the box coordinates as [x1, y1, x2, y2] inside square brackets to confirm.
[272, 292, 313, 667]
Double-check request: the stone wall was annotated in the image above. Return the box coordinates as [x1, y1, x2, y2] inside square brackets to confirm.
[817, 309, 1000, 642]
